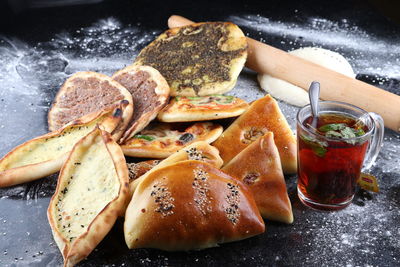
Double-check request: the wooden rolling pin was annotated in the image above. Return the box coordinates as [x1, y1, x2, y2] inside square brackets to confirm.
[168, 15, 400, 132]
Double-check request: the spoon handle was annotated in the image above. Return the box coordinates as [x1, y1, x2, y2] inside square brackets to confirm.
[309, 81, 320, 128]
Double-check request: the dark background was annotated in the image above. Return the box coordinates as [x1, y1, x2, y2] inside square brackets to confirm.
[0, 0, 399, 266]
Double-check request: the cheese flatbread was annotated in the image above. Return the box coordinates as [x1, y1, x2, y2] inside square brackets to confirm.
[47, 128, 129, 267]
[157, 95, 248, 122]
[121, 122, 223, 158]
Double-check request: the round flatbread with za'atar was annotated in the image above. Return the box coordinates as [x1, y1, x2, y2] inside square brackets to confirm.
[157, 95, 249, 122]
[121, 122, 223, 158]
[133, 22, 247, 96]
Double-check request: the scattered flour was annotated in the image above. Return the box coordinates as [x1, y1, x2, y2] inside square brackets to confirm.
[0, 17, 159, 155]
[0, 14, 399, 266]
[229, 15, 400, 80]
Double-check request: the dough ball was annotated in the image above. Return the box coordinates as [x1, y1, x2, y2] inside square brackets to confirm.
[258, 47, 355, 107]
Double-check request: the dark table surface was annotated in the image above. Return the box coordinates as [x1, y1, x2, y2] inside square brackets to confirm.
[0, 0, 399, 266]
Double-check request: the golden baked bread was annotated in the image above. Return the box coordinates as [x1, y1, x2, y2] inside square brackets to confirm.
[47, 128, 129, 267]
[112, 65, 170, 143]
[222, 132, 293, 224]
[124, 160, 265, 251]
[157, 95, 248, 122]
[213, 94, 297, 174]
[48, 71, 133, 134]
[127, 160, 160, 182]
[0, 103, 128, 188]
[128, 141, 223, 195]
[121, 122, 223, 158]
[134, 22, 247, 96]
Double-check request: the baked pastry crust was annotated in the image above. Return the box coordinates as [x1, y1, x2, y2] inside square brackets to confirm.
[124, 160, 264, 251]
[128, 141, 223, 196]
[121, 122, 223, 158]
[213, 94, 297, 174]
[222, 132, 293, 224]
[47, 128, 129, 267]
[0, 103, 129, 188]
[157, 95, 248, 122]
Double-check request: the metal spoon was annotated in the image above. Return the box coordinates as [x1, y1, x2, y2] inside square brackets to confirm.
[309, 81, 321, 129]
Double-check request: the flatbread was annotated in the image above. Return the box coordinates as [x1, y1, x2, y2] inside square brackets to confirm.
[121, 122, 223, 158]
[112, 65, 170, 143]
[47, 128, 129, 267]
[0, 103, 128, 188]
[222, 132, 293, 224]
[213, 94, 297, 174]
[124, 160, 265, 251]
[157, 95, 248, 122]
[48, 71, 133, 134]
[134, 22, 247, 96]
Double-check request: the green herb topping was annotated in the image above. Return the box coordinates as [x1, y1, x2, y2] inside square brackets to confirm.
[134, 135, 155, 141]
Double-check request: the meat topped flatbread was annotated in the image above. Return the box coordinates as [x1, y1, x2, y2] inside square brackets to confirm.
[48, 71, 133, 135]
[157, 95, 248, 122]
[121, 122, 223, 158]
[112, 65, 170, 143]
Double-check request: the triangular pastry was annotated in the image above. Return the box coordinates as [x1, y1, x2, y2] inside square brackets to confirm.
[213, 94, 297, 174]
[222, 132, 293, 224]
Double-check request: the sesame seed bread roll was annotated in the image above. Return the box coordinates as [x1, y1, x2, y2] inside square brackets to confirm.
[0, 102, 129, 188]
[47, 128, 129, 267]
[124, 160, 264, 251]
[213, 94, 297, 174]
[222, 132, 293, 224]
[128, 141, 223, 198]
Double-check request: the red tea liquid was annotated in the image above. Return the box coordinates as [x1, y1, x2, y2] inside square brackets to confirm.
[297, 113, 369, 209]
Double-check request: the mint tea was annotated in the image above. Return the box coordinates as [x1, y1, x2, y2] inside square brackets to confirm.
[297, 113, 369, 210]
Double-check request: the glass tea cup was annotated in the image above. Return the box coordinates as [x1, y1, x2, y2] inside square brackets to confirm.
[296, 101, 384, 210]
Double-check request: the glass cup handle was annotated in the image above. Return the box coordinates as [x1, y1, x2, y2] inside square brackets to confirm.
[362, 112, 385, 171]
